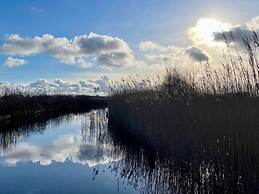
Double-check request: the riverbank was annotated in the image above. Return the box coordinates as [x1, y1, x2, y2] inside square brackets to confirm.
[0, 95, 109, 124]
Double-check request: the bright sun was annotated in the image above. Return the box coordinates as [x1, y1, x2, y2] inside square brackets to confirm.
[189, 18, 230, 46]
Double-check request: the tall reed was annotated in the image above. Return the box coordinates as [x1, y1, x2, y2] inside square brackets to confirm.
[108, 31, 259, 193]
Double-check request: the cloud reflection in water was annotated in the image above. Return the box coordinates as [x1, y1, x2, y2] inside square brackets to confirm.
[0, 109, 120, 167]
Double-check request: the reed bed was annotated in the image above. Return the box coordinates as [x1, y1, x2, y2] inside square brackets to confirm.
[0, 93, 108, 122]
[108, 32, 259, 193]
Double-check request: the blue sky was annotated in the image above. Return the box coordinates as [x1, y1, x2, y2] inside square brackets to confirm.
[0, 0, 258, 84]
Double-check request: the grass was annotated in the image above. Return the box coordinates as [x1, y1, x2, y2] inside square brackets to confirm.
[108, 31, 259, 193]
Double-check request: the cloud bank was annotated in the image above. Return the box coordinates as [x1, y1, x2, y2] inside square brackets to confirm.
[0, 76, 110, 95]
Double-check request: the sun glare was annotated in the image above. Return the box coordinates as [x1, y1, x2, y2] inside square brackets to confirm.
[189, 18, 230, 46]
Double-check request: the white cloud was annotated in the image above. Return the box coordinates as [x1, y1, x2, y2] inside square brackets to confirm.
[0, 76, 110, 96]
[139, 41, 165, 52]
[0, 34, 80, 64]
[4, 57, 27, 68]
[28, 77, 110, 95]
[139, 41, 180, 54]
[138, 41, 211, 66]
[77, 57, 95, 68]
[137, 17, 259, 69]
[138, 41, 183, 67]
[75, 33, 135, 67]
[188, 18, 230, 46]
[0, 33, 134, 68]
[247, 16, 259, 30]
[89, 76, 110, 93]
[1, 16, 258, 72]
[189, 16, 259, 47]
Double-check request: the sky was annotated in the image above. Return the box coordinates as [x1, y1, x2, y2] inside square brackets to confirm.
[0, 0, 258, 94]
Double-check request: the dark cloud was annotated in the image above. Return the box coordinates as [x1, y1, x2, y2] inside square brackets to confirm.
[214, 25, 259, 45]
[97, 52, 133, 67]
[185, 46, 210, 62]
[75, 33, 130, 55]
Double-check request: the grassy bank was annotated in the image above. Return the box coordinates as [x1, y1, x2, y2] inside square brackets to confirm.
[0, 94, 109, 123]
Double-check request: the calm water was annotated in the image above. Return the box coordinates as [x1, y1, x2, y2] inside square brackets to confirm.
[0, 109, 138, 194]
[0, 108, 258, 194]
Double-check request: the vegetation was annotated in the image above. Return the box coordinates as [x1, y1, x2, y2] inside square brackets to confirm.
[0, 94, 109, 123]
[108, 32, 259, 193]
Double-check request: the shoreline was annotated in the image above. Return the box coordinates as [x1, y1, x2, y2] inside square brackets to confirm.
[0, 95, 109, 125]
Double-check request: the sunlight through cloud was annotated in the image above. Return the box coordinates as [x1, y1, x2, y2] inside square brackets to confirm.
[188, 18, 230, 46]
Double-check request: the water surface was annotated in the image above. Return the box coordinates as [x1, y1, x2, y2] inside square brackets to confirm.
[0, 108, 258, 194]
[0, 109, 137, 194]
